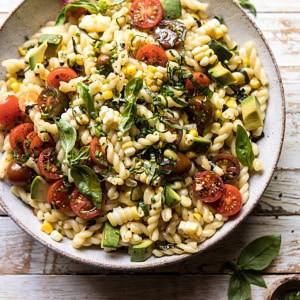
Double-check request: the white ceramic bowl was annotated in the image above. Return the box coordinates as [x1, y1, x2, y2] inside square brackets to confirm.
[0, 0, 285, 270]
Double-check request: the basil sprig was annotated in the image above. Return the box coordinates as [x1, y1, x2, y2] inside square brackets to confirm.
[227, 235, 281, 300]
[99, 0, 125, 13]
[77, 82, 96, 119]
[56, 119, 77, 155]
[235, 125, 254, 168]
[70, 165, 102, 209]
[237, 0, 257, 17]
[119, 78, 143, 133]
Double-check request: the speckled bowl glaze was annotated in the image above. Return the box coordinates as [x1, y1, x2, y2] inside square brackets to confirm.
[0, 0, 285, 270]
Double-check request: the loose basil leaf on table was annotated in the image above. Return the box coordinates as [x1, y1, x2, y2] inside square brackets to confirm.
[241, 271, 267, 288]
[56, 119, 77, 155]
[237, 235, 281, 270]
[228, 273, 251, 300]
[237, 0, 257, 17]
[77, 82, 96, 119]
[235, 124, 254, 168]
[70, 165, 102, 210]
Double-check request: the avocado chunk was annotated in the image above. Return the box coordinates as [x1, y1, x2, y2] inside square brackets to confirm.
[38, 34, 63, 58]
[161, 0, 182, 19]
[241, 95, 263, 131]
[165, 185, 181, 208]
[209, 40, 233, 62]
[208, 62, 236, 86]
[101, 222, 120, 250]
[190, 136, 211, 154]
[130, 239, 154, 262]
[30, 176, 50, 202]
[29, 40, 48, 70]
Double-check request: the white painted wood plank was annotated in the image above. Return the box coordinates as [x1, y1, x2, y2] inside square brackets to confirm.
[251, 0, 300, 13]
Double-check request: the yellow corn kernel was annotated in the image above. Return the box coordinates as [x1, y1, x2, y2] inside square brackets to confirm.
[124, 64, 137, 77]
[189, 129, 198, 137]
[11, 81, 22, 93]
[103, 90, 113, 100]
[250, 78, 261, 90]
[75, 54, 84, 66]
[182, 112, 189, 124]
[242, 58, 250, 68]
[18, 46, 27, 56]
[147, 65, 157, 73]
[41, 221, 53, 235]
[193, 213, 202, 222]
[186, 151, 198, 160]
[6, 77, 17, 87]
[226, 99, 236, 108]
[215, 109, 222, 119]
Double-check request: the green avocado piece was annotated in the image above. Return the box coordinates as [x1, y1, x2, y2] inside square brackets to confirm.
[209, 40, 233, 62]
[101, 222, 120, 249]
[190, 136, 211, 154]
[38, 34, 63, 58]
[30, 176, 50, 202]
[160, 0, 182, 19]
[29, 40, 48, 70]
[241, 95, 263, 131]
[130, 239, 155, 262]
[208, 62, 236, 86]
[165, 185, 181, 208]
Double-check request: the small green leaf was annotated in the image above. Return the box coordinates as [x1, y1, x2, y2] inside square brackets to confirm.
[228, 272, 251, 300]
[77, 83, 95, 118]
[56, 119, 77, 155]
[235, 125, 254, 168]
[69, 146, 90, 166]
[119, 102, 137, 133]
[238, 235, 281, 271]
[242, 271, 267, 288]
[70, 165, 102, 209]
[237, 0, 257, 16]
[125, 77, 143, 102]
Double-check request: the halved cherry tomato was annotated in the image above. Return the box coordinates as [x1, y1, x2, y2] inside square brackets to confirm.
[163, 152, 192, 175]
[23, 131, 54, 157]
[70, 188, 100, 219]
[130, 0, 163, 29]
[193, 171, 224, 203]
[212, 184, 242, 217]
[38, 148, 62, 180]
[89, 137, 108, 169]
[9, 123, 34, 149]
[47, 67, 78, 87]
[6, 160, 35, 187]
[212, 153, 240, 182]
[186, 72, 210, 94]
[47, 179, 72, 213]
[0, 95, 21, 125]
[136, 44, 168, 67]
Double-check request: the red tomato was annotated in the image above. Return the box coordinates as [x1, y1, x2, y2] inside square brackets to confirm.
[0, 95, 21, 125]
[23, 131, 54, 157]
[185, 72, 210, 94]
[212, 153, 240, 182]
[47, 67, 78, 87]
[70, 189, 100, 219]
[130, 0, 163, 29]
[47, 179, 72, 213]
[6, 161, 35, 186]
[9, 123, 34, 149]
[193, 171, 224, 203]
[38, 148, 62, 180]
[212, 184, 242, 217]
[89, 137, 108, 168]
[136, 44, 168, 67]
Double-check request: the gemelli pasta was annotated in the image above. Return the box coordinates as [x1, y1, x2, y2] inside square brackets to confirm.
[0, 0, 268, 262]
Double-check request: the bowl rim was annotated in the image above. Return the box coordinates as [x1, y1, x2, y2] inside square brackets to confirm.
[0, 0, 286, 271]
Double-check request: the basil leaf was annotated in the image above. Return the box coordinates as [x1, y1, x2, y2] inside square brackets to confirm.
[98, 0, 110, 13]
[228, 272, 251, 300]
[70, 165, 102, 209]
[237, 0, 257, 16]
[119, 102, 137, 133]
[125, 77, 143, 102]
[77, 83, 96, 118]
[56, 0, 100, 26]
[235, 125, 254, 168]
[69, 146, 90, 165]
[237, 235, 281, 271]
[56, 119, 77, 155]
[242, 271, 267, 288]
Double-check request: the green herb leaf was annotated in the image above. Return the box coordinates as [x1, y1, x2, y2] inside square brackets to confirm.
[77, 82, 95, 118]
[228, 272, 251, 300]
[56, 119, 77, 155]
[237, 235, 281, 271]
[237, 0, 257, 16]
[98, 0, 110, 13]
[55, 0, 100, 26]
[69, 146, 90, 166]
[70, 165, 102, 209]
[119, 102, 137, 133]
[235, 125, 254, 168]
[125, 77, 143, 102]
[242, 271, 267, 288]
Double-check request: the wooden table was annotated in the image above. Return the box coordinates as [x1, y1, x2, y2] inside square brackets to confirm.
[0, 0, 299, 299]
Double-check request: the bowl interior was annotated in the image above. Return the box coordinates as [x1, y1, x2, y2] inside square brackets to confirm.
[0, 0, 285, 270]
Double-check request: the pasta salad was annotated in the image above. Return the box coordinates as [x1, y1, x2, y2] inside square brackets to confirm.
[0, 0, 269, 262]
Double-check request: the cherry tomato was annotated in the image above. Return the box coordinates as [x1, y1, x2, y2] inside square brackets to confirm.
[38, 148, 62, 180]
[193, 171, 224, 203]
[9, 123, 34, 149]
[163, 152, 192, 175]
[23, 131, 54, 157]
[212, 153, 240, 182]
[89, 137, 108, 168]
[0, 95, 21, 125]
[6, 160, 35, 186]
[186, 72, 210, 94]
[47, 179, 72, 213]
[212, 184, 242, 217]
[70, 188, 100, 219]
[130, 0, 163, 29]
[136, 44, 168, 67]
[47, 67, 78, 87]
